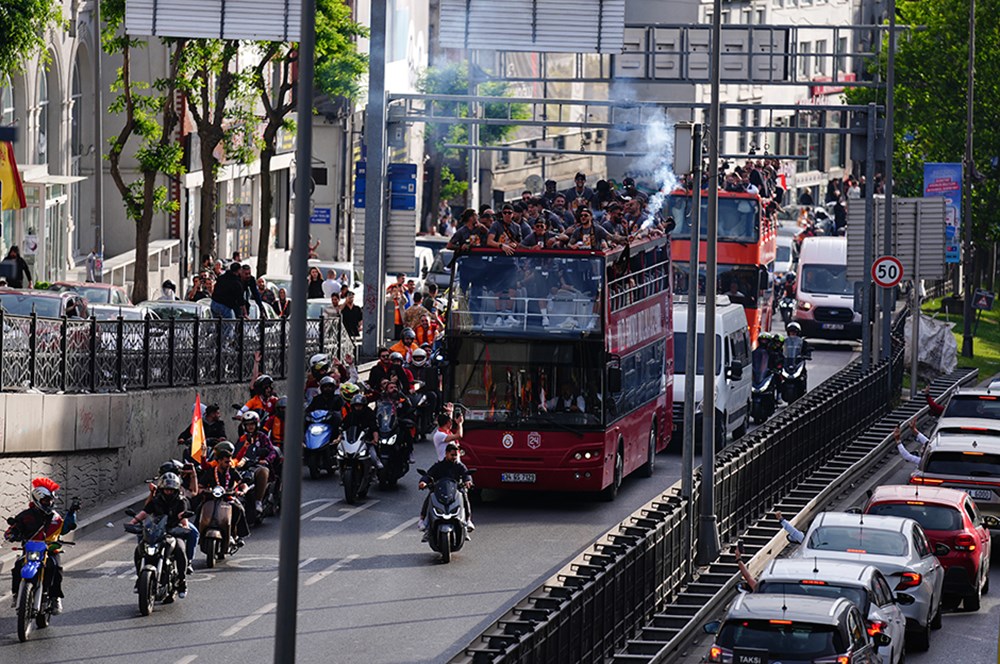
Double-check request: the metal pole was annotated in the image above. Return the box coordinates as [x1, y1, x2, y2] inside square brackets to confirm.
[882, 0, 896, 361]
[862, 104, 876, 372]
[910, 201, 920, 396]
[272, 0, 315, 657]
[681, 122, 702, 523]
[962, 0, 976, 358]
[361, 0, 388, 359]
[697, 0, 722, 567]
[93, 0, 105, 281]
[467, 50, 480, 210]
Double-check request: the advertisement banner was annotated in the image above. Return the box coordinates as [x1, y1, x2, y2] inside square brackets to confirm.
[923, 162, 962, 263]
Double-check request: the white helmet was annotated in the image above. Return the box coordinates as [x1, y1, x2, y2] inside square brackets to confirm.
[242, 411, 261, 425]
[411, 348, 428, 367]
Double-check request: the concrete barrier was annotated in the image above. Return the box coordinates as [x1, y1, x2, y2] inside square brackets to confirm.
[0, 380, 285, 520]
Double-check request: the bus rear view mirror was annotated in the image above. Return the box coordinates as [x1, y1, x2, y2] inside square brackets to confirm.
[608, 367, 622, 394]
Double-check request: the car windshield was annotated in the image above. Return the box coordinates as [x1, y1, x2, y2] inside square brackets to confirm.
[942, 395, 1000, 420]
[757, 582, 868, 615]
[800, 264, 852, 295]
[667, 193, 760, 243]
[142, 304, 201, 320]
[867, 502, 964, 531]
[924, 451, 1000, 478]
[0, 294, 62, 318]
[53, 285, 111, 303]
[447, 338, 603, 427]
[807, 526, 909, 556]
[450, 253, 603, 336]
[716, 619, 844, 659]
[673, 331, 722, 376]
[776, 244, 792, 265]
[672, 263, 761, 308]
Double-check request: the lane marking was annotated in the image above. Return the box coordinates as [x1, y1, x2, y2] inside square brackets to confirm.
[312, 500, 379, 522]
[299, 500, 338, 520]
[63, 534, 132, 570]
[220, 602, 277, 637]
[377, 517, 420, 540]
[271, 556, 317, 583]
[174, 657, 198, 664]
[304, 554, 359, 587]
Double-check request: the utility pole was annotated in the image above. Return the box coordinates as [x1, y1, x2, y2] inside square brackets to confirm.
[93, 0, 105, 282]
[882, 0, 896, 361]
[962, 0, 976, 358]
[697, 0, 722, 567]
[862, 103, 876, 372]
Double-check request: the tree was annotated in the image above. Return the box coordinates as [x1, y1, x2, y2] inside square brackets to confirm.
[846, 0, 1000, 289]
[101, 0, 186, 303]
[0, 0, 62, 76]
[250, 0, 367, 276]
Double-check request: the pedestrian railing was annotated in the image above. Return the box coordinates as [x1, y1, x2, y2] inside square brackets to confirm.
[0, 311, 357, 393]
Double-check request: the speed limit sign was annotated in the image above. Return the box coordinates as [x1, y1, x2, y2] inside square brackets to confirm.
[872, 255, 904, 288]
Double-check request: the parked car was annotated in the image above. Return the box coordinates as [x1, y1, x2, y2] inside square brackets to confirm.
[0, 289, 88, 318]
[756, 559, 909, 664]
[49, 281, 132, 305]
[793, 511, 945, 651]
[704, 594, 886, 664]
[909, 432, 1000, 519]
[89, 304, 150, 321]
[864, 484, 997, 611]
[137, 300, 213, 320]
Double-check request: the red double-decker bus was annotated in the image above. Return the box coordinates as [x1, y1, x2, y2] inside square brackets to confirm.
[666, 189, 778, 345]
[443, 237, 673, 499]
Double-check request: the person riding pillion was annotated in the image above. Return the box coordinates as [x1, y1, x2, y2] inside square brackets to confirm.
[235, 411, 283, 515]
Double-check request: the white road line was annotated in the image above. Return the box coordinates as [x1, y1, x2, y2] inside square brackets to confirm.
[174, 656, 198, 664]
[299, 500, 338, 520]
[303, 554, 359, 587]
[271, 556, 317, 583]
[220, 602, 277, 637]
[377, 517, 420, 540]
[312, 500, 379, 522]
[63, 534, 132, 570]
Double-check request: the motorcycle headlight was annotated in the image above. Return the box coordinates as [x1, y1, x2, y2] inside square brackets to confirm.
[25, 550, 44, 562]
[145, 545, 159, 556]
[212, 486, 225, 498]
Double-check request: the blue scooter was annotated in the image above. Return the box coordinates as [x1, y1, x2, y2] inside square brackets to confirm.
[304, 409, 338, 479]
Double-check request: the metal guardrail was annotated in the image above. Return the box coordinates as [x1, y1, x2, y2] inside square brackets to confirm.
[0, 311, 356, 393]
[454, 314, 909, 664]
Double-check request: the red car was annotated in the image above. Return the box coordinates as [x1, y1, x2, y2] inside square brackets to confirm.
[864, 485, 999, 611]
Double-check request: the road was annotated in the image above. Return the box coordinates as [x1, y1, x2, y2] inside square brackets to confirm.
[0, 344, 856, 664]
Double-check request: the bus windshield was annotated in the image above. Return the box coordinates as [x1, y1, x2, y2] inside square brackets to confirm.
[672, 263, 761, 308]
[450, 253, 603, 336]
[448, 337, 603, 427]
[666, 193, 760, 243]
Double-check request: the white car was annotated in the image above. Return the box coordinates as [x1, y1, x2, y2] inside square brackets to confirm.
[757, 558, 909, 664]
[934, 387, 1000, 431]
[793, 512, 945, 652]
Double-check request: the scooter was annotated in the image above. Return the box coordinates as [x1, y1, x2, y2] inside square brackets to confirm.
[197, 484, 252, 568]
[8, 535, 73, 642]
[779, 336, 809, 403]
[304, 409, 338, 480]
[375, 400, 411, 489]
[418, 470, 473, 564]
[749, 346, 777, 424]
[337, 426, 375, 504]
[124, 510, 189, 616]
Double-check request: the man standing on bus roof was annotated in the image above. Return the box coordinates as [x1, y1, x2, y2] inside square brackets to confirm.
[521, 219, 567, 250]
[563, 172, 595, 206]
[487, 207, 521, 256]
[570, 209, 610, 250]
[447, 209, 487, 251]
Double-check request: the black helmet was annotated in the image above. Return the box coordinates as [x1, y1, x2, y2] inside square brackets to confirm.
[352, 394, 367, 407]
[158, 459, 184, 477]
[213, 440, 236, 457]
[253, 374, 274, 393]
[401, 328, 416, 343]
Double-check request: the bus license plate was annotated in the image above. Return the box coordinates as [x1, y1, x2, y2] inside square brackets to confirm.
[501, 472, 536, 483]
[968, 489, 993, 501]
[822, 323, 845, 330]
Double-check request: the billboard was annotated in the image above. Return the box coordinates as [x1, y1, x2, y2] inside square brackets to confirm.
[923, 162, 962, 264]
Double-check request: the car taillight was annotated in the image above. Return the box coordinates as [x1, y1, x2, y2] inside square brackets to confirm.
[867, 620, 887, 637]
[954, 533, 977, 551]
[896, 572, 922, 590]
[910, 476, 944, 485]
[814, 656, 849, 664]
[708, 645, 724, 662]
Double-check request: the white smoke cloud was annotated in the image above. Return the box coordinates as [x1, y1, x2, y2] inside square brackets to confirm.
[633, 109, 681, 218]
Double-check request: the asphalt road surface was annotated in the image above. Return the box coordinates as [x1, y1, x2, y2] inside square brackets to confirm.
[0, 344, 857, 664]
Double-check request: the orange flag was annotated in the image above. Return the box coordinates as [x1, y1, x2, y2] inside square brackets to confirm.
[190, 394, 206, 464]
[0, 142, 26, 211]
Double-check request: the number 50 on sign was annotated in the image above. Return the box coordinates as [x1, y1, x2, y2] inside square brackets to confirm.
[872, 255, 904, 288]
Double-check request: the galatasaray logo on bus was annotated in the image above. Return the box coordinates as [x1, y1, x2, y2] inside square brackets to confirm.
[501, 432, 514, 449]
[527, 431, 542, 450]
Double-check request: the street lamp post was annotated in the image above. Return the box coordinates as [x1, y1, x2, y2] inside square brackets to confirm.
[962, 0, 976, 358]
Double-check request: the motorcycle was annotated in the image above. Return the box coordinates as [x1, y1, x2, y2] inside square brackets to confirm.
[408, 379, 437, 439]
[124, 510, 189, 616]
[375, 399, 411, 489]
[418, 469, 473, 564]
[749, 346, 777, 424]
[778, 296, 795, 326]
[337, 426, 375, 504]
[197, 484, 251, 568]
[779, 336, 810, 403]
[304, 409, 339, 480]
[9, 535, 72, 642]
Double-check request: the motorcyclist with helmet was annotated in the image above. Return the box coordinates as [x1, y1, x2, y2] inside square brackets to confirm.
[239, 373, 277, 419]
[305, 353, 333, 403]
[406, 347, 440, 438]
[263, 395, 287, 448]
[307, 375, 345, 416]
[126, 473, 192, 597]
[342, 393, 384, 469]
[784, 321, 812, 358]
[4, 477, 79, 614]
[417, 442, 475, 542]
[389, 327, 419, 362]
[198, 441, 251, 545]
[235, 412, 283, 516]
[144, 460, 200, 565]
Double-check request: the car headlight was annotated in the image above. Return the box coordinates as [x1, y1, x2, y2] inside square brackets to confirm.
[797, 300, 812, 311]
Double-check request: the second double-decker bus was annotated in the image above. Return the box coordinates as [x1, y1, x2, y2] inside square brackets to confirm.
[443, 237, 672, 499]
[666, 188, 778, 345]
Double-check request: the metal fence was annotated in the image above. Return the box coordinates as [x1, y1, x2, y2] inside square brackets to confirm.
[0, 312, 357, 393]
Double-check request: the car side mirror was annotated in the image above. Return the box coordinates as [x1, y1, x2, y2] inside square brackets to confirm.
[982, 515, 1000, 529]
[703, 620, 721, 635]
[874, 633, 892, 647]
[736, 581, 752, 594]
[933, 543, 951, 557]
[608, 367, 623, 393]
[894, 593, 916, 605]
[726, 362, 743, 381]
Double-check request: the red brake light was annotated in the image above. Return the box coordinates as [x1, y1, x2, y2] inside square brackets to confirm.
[846, 548, 867, 554]
[955, 533, 977, 551]
[980, 396, 998, 400]
[896, 572, 922, 590]
[906, 500, 926, 505]
[962, 426, 990, 431]
[801, 579, 827, 585]
[769, 619, 793, 625]
[866, 620, 887, 637]
[911, 477, 944, 485]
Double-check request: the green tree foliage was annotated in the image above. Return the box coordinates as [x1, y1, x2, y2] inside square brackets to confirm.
[0, 0, 62, 76]
[846, 0, 1000, 277]
[101, 0, 185, 303]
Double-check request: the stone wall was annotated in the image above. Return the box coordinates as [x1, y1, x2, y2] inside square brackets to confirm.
[0, 381, 285, 519]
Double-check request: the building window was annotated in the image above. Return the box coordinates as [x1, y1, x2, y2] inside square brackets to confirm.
[738, 109, 749, 154]
[795, 111, 823, 173]
[798, 42, 811, 78]
[756, 9, 766, 24]
[71, 64, 82, 160]
[838, 36, 850, 73]
[37, 70, 48, 163]
[0, 75, 13, 126]
[815, 40, 828, 75]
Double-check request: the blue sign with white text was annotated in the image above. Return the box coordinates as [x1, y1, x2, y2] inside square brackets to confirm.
[923, 162, 962, 264]
[310, 207, 332, 225]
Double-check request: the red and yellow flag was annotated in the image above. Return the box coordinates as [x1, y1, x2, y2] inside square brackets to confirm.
[0, 142, 26, 211]
[190, 394, 206, 464]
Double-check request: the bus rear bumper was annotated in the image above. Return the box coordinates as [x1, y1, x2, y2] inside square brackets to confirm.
[465, 463, 609, 492]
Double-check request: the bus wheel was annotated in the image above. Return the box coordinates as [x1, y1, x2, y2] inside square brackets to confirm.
[601, 445, 624, 502]
[640, 426, 657, 478]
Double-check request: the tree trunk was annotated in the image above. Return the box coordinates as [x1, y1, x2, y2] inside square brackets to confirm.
[132, 176, 158, 303]
[198, 137, 220, 261]
[256, 138, 277, 276]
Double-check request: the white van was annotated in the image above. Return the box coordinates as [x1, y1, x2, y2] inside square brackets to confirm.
[672, 298, 752, 448]
[794, 236, 861, 339]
